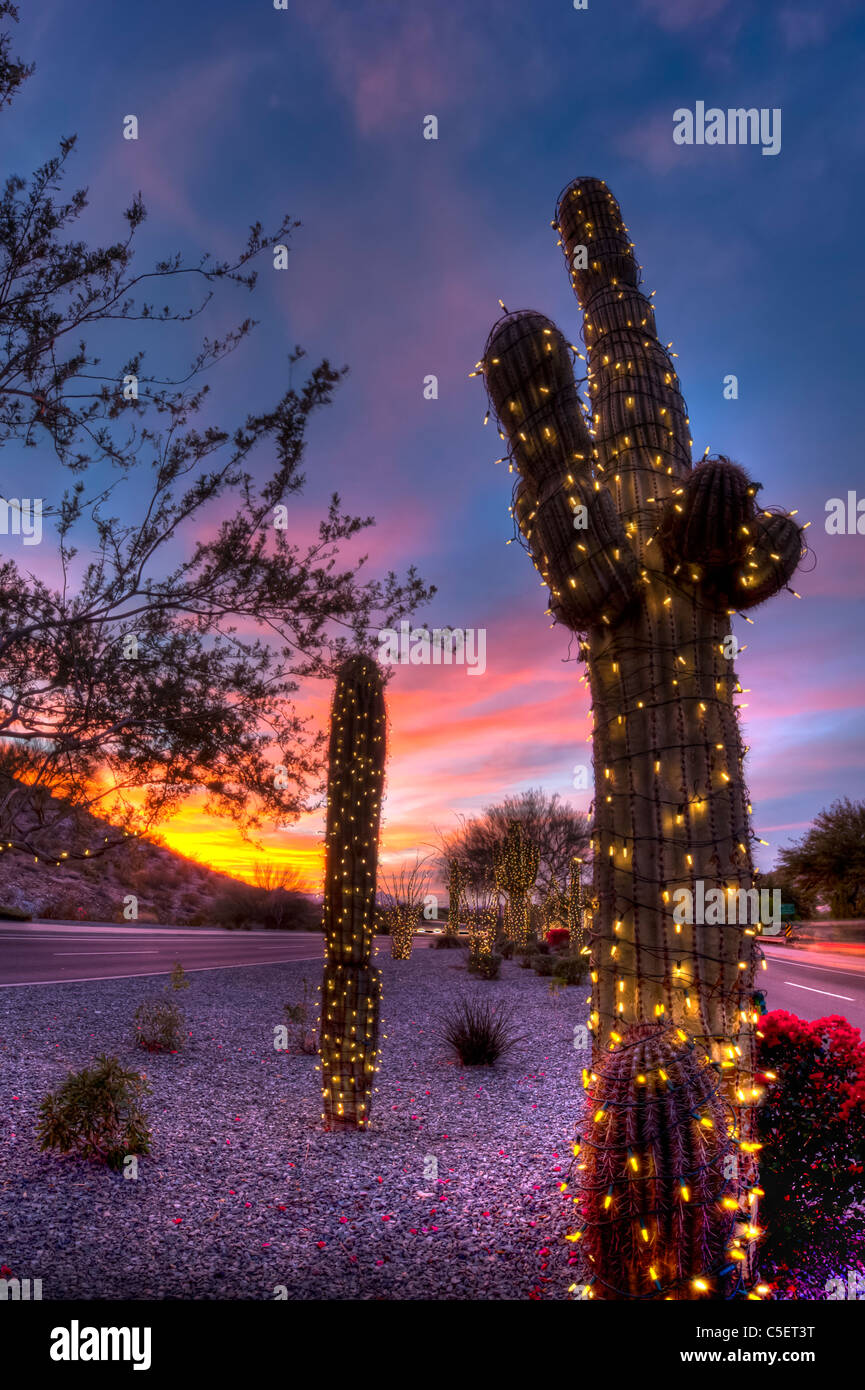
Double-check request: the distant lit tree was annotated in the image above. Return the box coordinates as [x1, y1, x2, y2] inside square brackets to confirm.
[439, 788, 590, 895]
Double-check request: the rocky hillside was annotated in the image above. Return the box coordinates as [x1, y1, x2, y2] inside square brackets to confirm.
[0, 830, 257, 925]
[0, 781, 316, 926]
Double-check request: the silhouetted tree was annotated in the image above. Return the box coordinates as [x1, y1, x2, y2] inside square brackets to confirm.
[0, 7, 432, 865]
[776, 798, 865, 918]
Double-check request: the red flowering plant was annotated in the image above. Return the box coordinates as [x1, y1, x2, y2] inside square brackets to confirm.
[756, 1010, 865, 1266]
[545, 927, 570, 948]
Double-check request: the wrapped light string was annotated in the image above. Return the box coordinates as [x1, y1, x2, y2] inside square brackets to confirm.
[568, 1023, 766, 1301]
[319, 655, 386, 1131]
[479, 176, 806, 1294]
[493, 820, 540, 947]
[379, 855, 432, 962]
[445, 858, 467, 937]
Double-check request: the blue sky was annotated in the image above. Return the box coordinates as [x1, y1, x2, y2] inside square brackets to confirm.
[5, 0, 865, 877]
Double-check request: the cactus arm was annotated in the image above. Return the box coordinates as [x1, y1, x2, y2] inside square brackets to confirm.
[736, 509, 805, 609]
[555, 178, 692, 558]
[484, 311, 641, 630]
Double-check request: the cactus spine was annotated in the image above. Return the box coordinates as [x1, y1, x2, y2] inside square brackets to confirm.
[320, 655, 386, 1131]
[482, 177, 804, 1291]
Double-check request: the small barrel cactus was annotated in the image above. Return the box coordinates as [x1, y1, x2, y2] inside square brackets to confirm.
[575, 1024, 744, 1300]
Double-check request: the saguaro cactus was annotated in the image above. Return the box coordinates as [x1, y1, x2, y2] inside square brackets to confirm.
[445, 858, 467, 936]
[320, 655, 386, 1131]
[494, 820, 540, 947]
[481, 177, 803, 1071]
[566, 859, 589, 955]
[482, 178, 803, 1289]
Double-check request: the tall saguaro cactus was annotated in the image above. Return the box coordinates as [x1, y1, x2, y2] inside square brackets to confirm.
[320, 655, 386, 1131]
[481, 179, 804, 1284]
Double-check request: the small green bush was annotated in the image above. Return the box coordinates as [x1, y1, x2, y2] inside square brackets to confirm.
[168, 961, 190, 991]
[133, 997, 185, 1052]
[284, 980, 317, 1053]
[432, 933, 469, 950]
[533, 954, 556, 977]
[36, 1054, 151, 1169]
[0, 902, 31, 920]
[468, 951, 502, 980]
[495, 936, 515, 960]
[552, 953, 588, 986]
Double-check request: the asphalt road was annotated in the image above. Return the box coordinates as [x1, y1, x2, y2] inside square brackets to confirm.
[761, 944, 865, 1034]
[0, 922, 437, 986]
[2, 926, 864, 1038]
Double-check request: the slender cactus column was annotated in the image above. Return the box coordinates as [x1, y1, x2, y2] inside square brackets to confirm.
[445, 859, 466, 936]
[320, 656, 386, 1131]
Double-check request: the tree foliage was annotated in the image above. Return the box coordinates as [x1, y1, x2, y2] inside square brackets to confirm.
[775, 798, 865, 918]
[0, 7, 432, 864]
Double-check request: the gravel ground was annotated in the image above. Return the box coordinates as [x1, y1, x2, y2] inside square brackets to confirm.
[0, 949, 589, 1300]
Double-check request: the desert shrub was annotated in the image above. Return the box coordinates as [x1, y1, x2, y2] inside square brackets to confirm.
[36, 1054, 151, 1169]
[284, 979, 317, 1054]
[0, 902, 31, 920]
[211, 881, 267, 928]
[552, 952, 588, 986]
[439, 998, 524, 1066]
[168, 961, 190, 991]
[532, 954, 556, 977]
[258, 888, 319, 932]
[495, 936, 515, 960]
[545, 926, 570, 949]
[756, 1010, 865, 1266]
[133, 997, 185, 1052]
[432, 933, 468, 949]
[468, 951, 502, 980]
[534, 940, 551, 955]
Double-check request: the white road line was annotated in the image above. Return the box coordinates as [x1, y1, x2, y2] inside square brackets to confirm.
[763, 954, 862, 979]
[0, 954, 324, 986]
[783, 981, 854, 1001]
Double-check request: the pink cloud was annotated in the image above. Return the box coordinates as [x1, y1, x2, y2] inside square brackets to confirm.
[293, 0, 488, 138]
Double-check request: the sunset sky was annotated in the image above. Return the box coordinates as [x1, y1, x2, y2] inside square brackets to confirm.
[6, 0, 865, 888]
